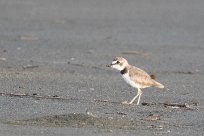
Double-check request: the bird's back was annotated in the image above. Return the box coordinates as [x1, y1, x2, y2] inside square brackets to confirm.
[128, 65, 164, 88]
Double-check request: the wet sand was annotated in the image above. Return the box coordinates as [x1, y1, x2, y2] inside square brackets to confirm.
[0, 0, 204, 135]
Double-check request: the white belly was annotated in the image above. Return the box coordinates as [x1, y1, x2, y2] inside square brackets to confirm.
[122, 73, 141, 88]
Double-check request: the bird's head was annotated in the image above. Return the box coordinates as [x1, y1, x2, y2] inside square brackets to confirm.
[107, 57, 128, 71]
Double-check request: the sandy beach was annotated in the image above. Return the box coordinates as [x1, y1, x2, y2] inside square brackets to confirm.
[0, 0, 204, 135]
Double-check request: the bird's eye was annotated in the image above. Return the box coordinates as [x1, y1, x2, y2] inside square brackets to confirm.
[112, 60, 120, 65]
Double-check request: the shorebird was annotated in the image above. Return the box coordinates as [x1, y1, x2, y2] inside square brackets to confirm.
[107, 57, 164, 105]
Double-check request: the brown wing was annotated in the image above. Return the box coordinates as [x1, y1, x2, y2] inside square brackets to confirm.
[128, 65, 155, 87]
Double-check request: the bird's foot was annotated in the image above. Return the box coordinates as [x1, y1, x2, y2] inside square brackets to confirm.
[122, 101, 132, 105]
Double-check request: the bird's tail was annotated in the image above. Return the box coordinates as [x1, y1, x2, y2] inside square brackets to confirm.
[153, 80, 164, 88]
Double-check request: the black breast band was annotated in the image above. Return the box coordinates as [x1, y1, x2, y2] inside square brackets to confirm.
[120, 67, 128, 75]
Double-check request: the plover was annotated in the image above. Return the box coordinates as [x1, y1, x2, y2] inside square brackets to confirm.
[107, 57, 164, 105]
